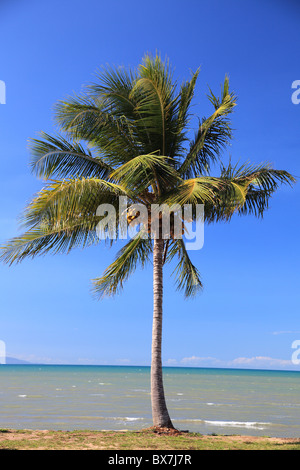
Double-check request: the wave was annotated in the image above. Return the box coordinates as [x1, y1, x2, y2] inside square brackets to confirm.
[205, 402, 236, 407]
[203, 420, 271, 430]
[113, 417, 144, 422]
[18, 394, 44, 398]
[56, 415, 145, 422]
[174, 418, 271, 430]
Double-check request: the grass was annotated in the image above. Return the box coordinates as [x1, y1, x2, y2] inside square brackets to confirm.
[0, 428, 300, 450]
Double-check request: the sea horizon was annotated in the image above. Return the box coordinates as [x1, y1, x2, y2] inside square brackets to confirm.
[2, 361, 300, 374]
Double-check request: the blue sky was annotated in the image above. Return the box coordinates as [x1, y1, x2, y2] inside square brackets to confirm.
[0, 0, 299, 369]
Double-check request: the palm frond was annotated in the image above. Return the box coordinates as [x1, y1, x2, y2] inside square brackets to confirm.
[177, 69, 200, 134]
[20, 177, 127, 230]
[110, 153, 181, 196]
[0, 216, 101, 266]
[203, 161, 296, 222]
[87, 64, 138, 118]
[179, 76, 236, 178]
[86, 64, 156, 155]
[223, 161, 296, 218]
[130, 53, 179, 157]
[169, 69, 200, 160]
[92, 232, 152, 298]
[161, 176, 246, 211]
[55, 96, 142, 166]
[29, 132, 112, 180]
[166, 238, 203, 297]
[0, 177, 130, 266]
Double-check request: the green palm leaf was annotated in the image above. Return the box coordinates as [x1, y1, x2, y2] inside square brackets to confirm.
[20, 177, 127, 230]
[166, 238, 203, 298]
[0, 217, 99, 265]
[179, 76, 236, 178]
[130, 54, 179, 157]
[55, 97, 142, 166]
[169, 69, 200, 160]
[110, 153, 181, 196]
[29, 132, 112, 179]
[161, 176, 246, 211]
[92, 232, 152, 298]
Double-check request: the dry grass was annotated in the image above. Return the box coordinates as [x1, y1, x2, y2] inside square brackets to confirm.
[0, 427, 300, 450]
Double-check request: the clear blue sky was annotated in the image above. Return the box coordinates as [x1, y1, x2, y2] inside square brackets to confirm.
[0, 0, 299, 369]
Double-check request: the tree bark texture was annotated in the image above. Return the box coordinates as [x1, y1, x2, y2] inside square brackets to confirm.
[151, 237, 174, 428]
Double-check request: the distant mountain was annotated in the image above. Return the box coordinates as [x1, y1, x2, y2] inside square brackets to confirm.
[4, 357, 32, 364]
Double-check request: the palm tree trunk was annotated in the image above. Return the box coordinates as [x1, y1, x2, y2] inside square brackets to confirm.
[151, 237, 174, 428]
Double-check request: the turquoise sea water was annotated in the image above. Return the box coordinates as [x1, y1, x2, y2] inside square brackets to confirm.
[0, 365, 300, 438]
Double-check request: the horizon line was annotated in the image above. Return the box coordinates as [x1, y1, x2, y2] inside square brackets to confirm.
[2, 361, 300, 373]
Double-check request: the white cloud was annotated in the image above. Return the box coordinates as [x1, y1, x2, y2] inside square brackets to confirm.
[166, 354, 297, 370]
[272, 331, 300, 336]
[229, 356, 293, 368]
[180, 356, 223, 367]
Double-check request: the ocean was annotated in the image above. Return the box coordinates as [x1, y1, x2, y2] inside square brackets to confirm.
[0, 365, 300, 438]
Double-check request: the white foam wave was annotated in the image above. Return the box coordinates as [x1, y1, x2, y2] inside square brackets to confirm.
[204, 419, 269, 430]
[204, 420, 270, 430]
[113, 417, 144, 421]
[175, 418, 271, 430]
[205, 402, 233, 407]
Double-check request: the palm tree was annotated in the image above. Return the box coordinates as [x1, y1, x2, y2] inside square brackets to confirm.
[0, 54, 295, 429]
